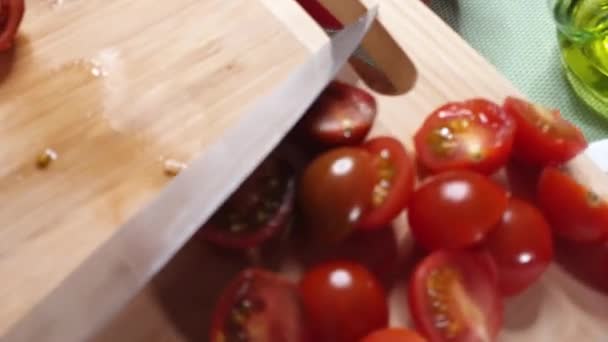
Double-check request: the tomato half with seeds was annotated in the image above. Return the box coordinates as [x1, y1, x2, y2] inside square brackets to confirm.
[408, 170, 509, 250]
[361, 328, 427, 342]
[298, 81, 377, 148]
[484, 198, 554, 296]
[414, 99, 515, 175]
[408, 250, 503, 342]
[299, 261, 389, 342]
[0, 0, 24, 52]
[210, 269, 307, 342]
[200, 154, 295, 249]
[358, 136, 415, 230]
[537, 167, 608, 242]
[503, 97, 587, 166]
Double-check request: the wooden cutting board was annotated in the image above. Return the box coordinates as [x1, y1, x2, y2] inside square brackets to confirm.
[2, 0, 608, 340]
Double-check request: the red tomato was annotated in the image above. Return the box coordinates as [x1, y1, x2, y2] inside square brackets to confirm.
[200, 154, 295, 249]
[298, 147, 376, 243]
[537, 167, 608, 242]
[503, 97, 587, 166]
[299, 261, 389, 342]
[484, 198, 554, 296]
[408, 250, 503, 342]
[556, 239, 608, 293]
[408, 170, 508, 250]
[414, 99, 515, 175]
[298, 81, 377, 148]
[0, 0, 24, 51]
[358, 136, 416, 230]
[361, 328, 427, 342]
[210, 269, 306, 342]
[296, 0, 342, 30]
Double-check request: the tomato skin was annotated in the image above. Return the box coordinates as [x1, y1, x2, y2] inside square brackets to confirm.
[298, 147, 376, 243]
[361, 328, 427, 342]
[298, 81, 377, 148]
[210, 269, 307, 342]
[408, 170, 509, 250]
[503, 97, 587, 166]
[537, 167, 608, 242]
[0, 0, 24, 52]
[484, 198, 554, 296]
[414, 99, 515, 175]
[556, 239, 608, 293]
[299, 261, 389, 342]
[408, 250, 503, 342]
[296, 0, 342, 30]
[358, 136, 416, 230]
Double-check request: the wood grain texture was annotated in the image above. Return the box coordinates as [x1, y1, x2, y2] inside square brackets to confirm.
[3, 0, 608, 341]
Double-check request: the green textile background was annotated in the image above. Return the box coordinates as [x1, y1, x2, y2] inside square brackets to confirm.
[430, 0, 608, 141]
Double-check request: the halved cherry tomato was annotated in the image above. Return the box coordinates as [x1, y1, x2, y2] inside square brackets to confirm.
[484, 198, 554, 296]
[200, 154, 295, 249]
[414, 99, 515, 175]
[299, 261, 389, 342]
[358, 136, 415, 230]
[210, 268, 307, 342]
[361, 328, 427, 342]
[408, 250, 503, 342]
[537, 167, 608, 242]
[408, 170, 508, 250]
[298, 81, 377, 148]
[503, 97, 587, 166]
[0, 0, 24, 52]
[298, 147, 375, 243]
[296, 0, 342, 30]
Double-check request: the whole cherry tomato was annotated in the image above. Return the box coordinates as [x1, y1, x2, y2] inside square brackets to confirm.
[537, 167, 608, 242]
[299, 261, 389, 342]
[414, 99, 515, 175]
[408, 170, 508, 250]
[503, 97, 587, 166]
[358, 136, 416, 230]
[408, 250, 503, 342]
[298, 147, 376, 243]
[210, 269, 307, 342]
[0, 0, 24, 51]
[361, 328, 427, 342]
[484, 198, 554, 296]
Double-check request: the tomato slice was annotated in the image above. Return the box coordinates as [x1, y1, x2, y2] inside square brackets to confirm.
[358, 136, 416, 230]
[503, 97, 587, 166]
[408, 250, 503, 342]
[0, 0, 24, 52]
[361, 328, 427, 342]
[296, 0, 342, 30]
[408, 170, 508, 250]
[537, 167, 608, 242]
[199, 154, 295, 249]
[210, 268, 307, 342]
[299, 261, 389, 342]
[414, 99, 515, 175]
[298, 81, 377, 148]
[484, 198, 554, 296]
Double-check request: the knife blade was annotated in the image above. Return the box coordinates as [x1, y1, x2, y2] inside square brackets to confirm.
[3, 7, 377, 342]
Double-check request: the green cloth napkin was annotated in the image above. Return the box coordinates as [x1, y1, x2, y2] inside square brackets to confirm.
[431, 0, 608, 141]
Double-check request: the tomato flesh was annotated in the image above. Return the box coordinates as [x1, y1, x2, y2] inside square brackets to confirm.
[298, 147, 376, 243]
[503, 97, 587, 166]
[200, 154, 295, 249]
[0, 0, 24, 52]
[358, 136, 415, 230]
[210, 269, 306, 342]
[361, 328, 427, 342]
[414, 99, 515, 175]
[537, 167, 608, 242]
[408, 250, 503, 342]
[484, 198, 554, 296]
[299, 261, 389, 342]
[408, 170, 509, 250]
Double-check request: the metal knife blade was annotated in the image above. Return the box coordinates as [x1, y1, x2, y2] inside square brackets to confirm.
[3, 7, 377, 342]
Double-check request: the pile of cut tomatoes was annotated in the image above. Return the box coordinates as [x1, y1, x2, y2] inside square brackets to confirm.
[202, 80, 608, 342]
